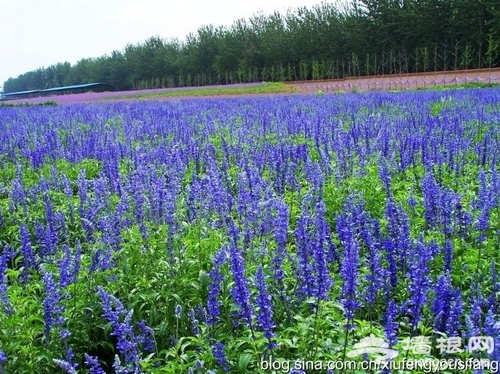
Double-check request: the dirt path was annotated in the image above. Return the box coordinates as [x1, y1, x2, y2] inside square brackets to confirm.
[288, 67, 500, 93]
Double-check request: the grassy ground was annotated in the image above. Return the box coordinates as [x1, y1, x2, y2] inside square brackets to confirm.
[0, 100, 58, 107]
[416, 81, 500, 91]
[103, 82, 297, 100]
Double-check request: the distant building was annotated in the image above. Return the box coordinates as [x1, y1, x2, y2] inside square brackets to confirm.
[1, 82, 111, 101]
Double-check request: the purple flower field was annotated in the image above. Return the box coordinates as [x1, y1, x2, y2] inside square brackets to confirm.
[0, 89, 499, 373]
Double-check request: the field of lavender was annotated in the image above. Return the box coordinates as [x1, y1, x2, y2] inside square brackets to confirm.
[0, 88, 499, 373]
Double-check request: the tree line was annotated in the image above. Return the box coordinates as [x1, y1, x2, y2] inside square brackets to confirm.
[3, 0, 499, 93]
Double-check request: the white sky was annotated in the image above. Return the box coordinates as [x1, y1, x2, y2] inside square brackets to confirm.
[0, 0, 334, 89]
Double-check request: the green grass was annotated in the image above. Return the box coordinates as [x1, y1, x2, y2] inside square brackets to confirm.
[417, 81, 500, 91]
[104, 82, 297, 101]
[0, 100, 57, 107]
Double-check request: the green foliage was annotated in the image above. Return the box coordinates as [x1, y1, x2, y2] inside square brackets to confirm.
[0, 100, 57, 108]
[418, 82, 500, 92]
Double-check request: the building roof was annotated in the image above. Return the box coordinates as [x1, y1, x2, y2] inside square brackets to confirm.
[42, 82, 104, 93]
[2, 82, 105, 98]
[2, 89, 42, 97]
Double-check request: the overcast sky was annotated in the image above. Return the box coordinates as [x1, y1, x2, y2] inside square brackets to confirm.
[0, 0, 334, 89]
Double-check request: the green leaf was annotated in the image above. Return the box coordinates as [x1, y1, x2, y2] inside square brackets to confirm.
[238, 353, 253, 372]
[198, 270, 209, 288]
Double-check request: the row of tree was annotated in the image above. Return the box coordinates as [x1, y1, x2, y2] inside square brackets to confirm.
[4, 0, 500, 93]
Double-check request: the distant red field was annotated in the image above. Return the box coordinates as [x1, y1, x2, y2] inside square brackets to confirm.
[289, 67, 500, 93]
